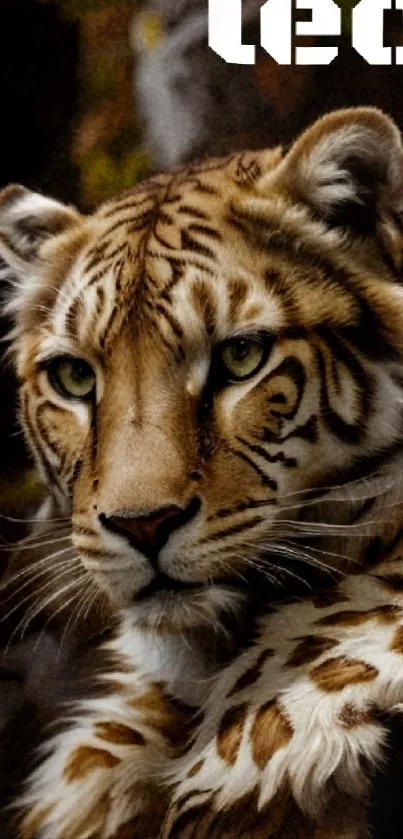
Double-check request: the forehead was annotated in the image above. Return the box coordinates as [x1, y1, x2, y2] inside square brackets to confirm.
[48, 148, 359, 358]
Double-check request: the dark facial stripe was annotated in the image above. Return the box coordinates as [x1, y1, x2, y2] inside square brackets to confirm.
[236, 436, 297, 468]
[177, 205, 209, 220]
[102, 194, 154, 219]
[90, 391, 98, 494]
[315, 329, 372, 444]
[261, 415, 318, 444]
[99, 211, 154, 242]
[22, 407, 54, 489]
[83, 241, 109, 272]
[65, 294, 84, 340]
[72, 524, 96, 538]
[265, 357, 306, 421]
[181, 229, 216, 261]
[206, 515, 265, 544]
[153, 221, 177, 251]
[228, 445, 278, 491]
[142, 299, 185, 361]
[191, 280, 217, 338]
[154, 303, 184, 340]
[99, 305, 119, 350]
[208, 498, 277, 522]
[84, 285, 108, 336]
[86, 245, 129, 285]
[66, 457, 83, 493]
[36, 404, 64, 463]
[187, 223, 222, 242]
[157, 255, 216, 297]
[22, 394, 66, 497]
[227, 279, 249, 325]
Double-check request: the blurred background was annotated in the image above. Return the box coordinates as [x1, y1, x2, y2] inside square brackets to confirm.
[2, 0, 403, 519]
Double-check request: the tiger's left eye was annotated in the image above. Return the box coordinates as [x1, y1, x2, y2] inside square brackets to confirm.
[219, 337, 266, 382]
[47, 357, 96, 400]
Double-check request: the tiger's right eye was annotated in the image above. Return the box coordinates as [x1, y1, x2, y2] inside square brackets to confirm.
[46, 357, 96, 401]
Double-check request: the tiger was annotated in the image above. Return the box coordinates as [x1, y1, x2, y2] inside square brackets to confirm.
[2, 107, 403, 838]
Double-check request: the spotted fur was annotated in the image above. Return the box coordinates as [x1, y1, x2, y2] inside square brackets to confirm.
[2, 108, 403, 837]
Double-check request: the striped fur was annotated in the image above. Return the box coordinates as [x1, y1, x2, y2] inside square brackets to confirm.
[2, 108, 403, 837]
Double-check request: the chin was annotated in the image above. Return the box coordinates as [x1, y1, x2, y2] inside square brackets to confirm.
[126, 584, 246, 633]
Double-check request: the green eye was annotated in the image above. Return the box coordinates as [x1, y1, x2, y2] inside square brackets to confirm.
[219, 337, 266, 382]
[47, 357, 96, 400]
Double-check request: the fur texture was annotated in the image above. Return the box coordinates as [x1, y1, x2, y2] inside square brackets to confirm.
[2, 108, 403, 837]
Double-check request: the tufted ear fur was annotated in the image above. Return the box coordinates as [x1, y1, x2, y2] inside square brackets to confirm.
[0, 184, 81, 265]
[0, 185, 85, 339]
[270, 108, 403, 265]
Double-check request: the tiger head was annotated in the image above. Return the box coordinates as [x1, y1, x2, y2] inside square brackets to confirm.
[2, 108, 403, 631]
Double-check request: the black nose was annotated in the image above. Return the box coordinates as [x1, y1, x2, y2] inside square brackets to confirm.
[99, 497, 201, 564]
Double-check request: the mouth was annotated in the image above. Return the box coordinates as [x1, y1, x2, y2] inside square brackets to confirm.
[135, 573, 206, 602]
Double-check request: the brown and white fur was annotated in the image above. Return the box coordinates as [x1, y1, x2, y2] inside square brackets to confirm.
[2, 108, 403, 837]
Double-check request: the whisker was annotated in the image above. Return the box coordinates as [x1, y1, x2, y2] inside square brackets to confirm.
[18, 576, 86, 639]
[0, 512, 69, 525]
[270, 563, 314, 590]
[270, 519, 383, 535]
[4, 577, 85, 655]
[49, 583, 95, 658]
[277, 471, 395, 503]
[34, 589, 86, 655]
[0, 560, 80, 622]
[0, 522, 70, 546]
[283, 540, 355, 567]
[0, 559, 80, 612]
[0, 535, 72, 553]
[267, 544, 341, 582]
[0, 548, 78, 596]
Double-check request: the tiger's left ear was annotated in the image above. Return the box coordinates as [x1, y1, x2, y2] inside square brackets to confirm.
[271, 108, 403, 261]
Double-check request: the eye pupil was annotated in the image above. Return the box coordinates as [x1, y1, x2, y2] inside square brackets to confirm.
[231, 340, 251, 362]
[71, 361, 89, 382]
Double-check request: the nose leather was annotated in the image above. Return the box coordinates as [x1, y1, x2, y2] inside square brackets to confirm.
[110, 506, 183, 548]
[100, 497, 201, 563]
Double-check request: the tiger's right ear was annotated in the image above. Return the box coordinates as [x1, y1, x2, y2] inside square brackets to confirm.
[0, 184, 82, 276]
[0, 185, 85, 337]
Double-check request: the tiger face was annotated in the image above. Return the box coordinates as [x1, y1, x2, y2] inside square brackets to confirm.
[2, 108, 403, 630]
